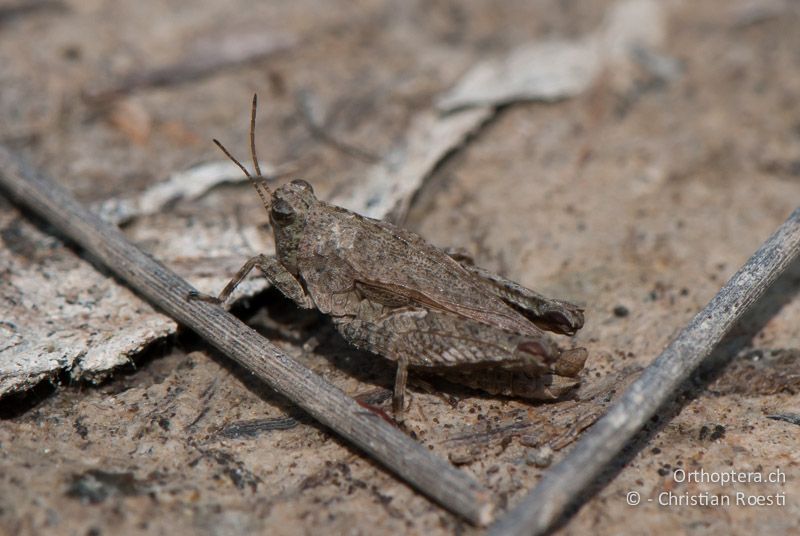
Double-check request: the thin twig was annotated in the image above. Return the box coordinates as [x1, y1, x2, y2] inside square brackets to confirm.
[0, 0, 65, 25]
[83, 33, 295, 103]
[489, 208, 800, 535]
[766, 413, 800, 426]
[218, 416, 300, 439]
[0, 145, 493, 527]
[296, 91, 380, 163]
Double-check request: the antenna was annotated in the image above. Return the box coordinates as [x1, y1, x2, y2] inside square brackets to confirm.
[250, 94, 262, 178]
[212, 94, 272, 212]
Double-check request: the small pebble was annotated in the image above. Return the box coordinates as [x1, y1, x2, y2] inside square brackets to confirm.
[613, 305, 629, 317]
[526, 446, 553, 468]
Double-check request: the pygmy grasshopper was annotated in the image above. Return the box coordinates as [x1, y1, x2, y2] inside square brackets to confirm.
[194, 96, 587, 414]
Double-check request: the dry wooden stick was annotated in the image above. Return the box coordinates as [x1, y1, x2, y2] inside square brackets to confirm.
[489, 207, 800, 536]
[0, 144, 493, 527]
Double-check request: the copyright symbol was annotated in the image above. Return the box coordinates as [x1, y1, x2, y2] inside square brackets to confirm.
[626, 491, 640, 506]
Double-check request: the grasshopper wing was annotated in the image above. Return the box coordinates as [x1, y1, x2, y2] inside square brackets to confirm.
[302, 205, 547, 337]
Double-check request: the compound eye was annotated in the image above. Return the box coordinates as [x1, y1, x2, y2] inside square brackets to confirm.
[290, 179, 314, 193]
[271, 198, 295, 225]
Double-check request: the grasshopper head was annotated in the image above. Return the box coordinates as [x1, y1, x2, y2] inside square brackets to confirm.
[214, 96, 317, 274]
[270, 179, 316, 226]
[270, 179, 317, 273]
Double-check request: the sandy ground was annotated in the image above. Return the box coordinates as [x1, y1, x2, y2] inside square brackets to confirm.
[1, 0, 799, 534]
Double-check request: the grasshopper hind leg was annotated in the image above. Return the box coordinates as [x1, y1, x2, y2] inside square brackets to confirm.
[333, 304, 585, 414]
[444, 248, 585, 336]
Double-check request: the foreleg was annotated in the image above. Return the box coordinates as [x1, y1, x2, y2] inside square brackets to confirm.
[189, 254, 313, 308]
